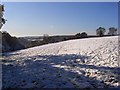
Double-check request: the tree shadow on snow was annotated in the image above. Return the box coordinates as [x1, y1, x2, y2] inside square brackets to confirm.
[2, 54, 120, 89]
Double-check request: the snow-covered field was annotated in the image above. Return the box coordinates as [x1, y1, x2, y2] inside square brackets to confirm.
[2, 36, 120, 88]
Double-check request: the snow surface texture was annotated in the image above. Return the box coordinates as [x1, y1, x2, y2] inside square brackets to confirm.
[2, 36, 120, 88]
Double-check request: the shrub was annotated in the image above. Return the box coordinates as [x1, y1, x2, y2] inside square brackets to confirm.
[80, 32, 88, 38]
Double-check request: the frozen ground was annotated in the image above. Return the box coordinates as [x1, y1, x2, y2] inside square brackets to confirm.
[2, 36, 120, 88]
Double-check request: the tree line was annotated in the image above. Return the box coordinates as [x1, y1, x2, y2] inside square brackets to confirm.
[1, 26, 118, 53]
[75, 27, 118, 38]
[96, 27, 117, 37]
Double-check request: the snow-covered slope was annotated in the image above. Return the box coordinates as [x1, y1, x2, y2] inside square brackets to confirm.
[2, 36, 120, 88]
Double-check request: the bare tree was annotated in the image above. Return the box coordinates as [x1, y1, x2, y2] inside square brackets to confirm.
[43, 34, 49, 43]
[108, 27, 117, 36]
[0, 4, 6, 29]
[96, 27, 106, 37]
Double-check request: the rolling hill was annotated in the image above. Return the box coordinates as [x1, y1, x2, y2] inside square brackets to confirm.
[2, 36, 120, 88]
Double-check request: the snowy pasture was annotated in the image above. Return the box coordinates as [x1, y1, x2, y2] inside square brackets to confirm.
[2, 36, 120, 88]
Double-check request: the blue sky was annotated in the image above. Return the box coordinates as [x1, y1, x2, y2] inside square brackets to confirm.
[2, 2, 118, 36]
